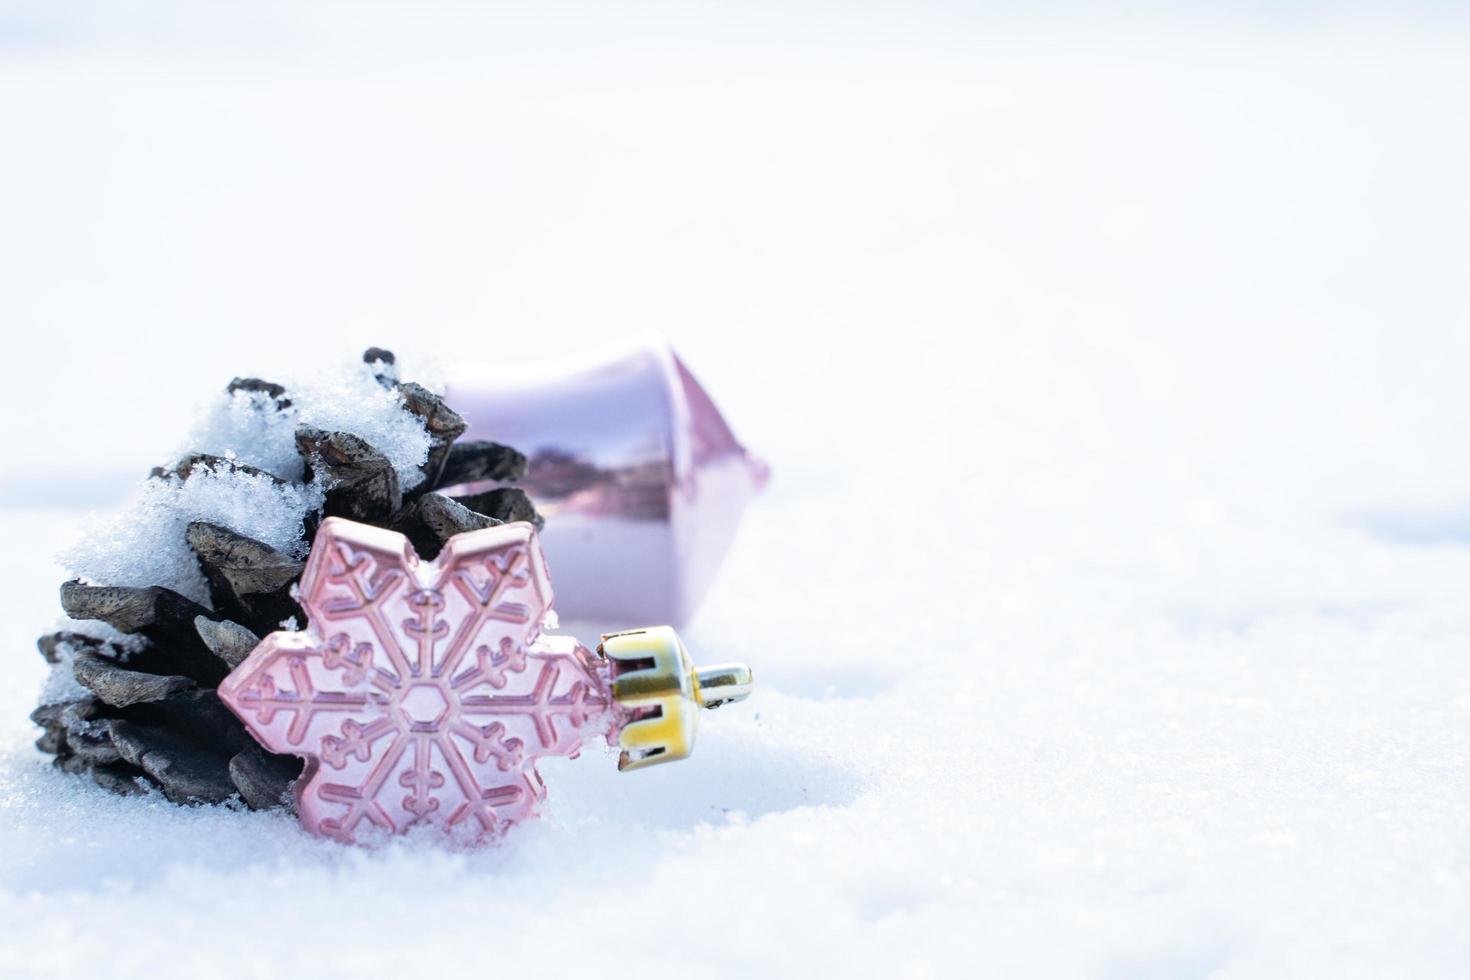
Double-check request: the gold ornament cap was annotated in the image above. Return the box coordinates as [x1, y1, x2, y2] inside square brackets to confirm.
[600, 626, 753, 771]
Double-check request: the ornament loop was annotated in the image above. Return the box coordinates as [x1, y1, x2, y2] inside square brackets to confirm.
[693, 663, 754, 708]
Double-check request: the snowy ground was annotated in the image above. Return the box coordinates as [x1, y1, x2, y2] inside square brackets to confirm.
[3, 3, 1470, 977]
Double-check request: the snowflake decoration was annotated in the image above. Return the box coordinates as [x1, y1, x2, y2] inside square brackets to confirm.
[218, 517, 615, 843]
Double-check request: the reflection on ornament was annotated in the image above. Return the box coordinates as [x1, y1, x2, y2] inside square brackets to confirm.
[444, 332, 767, 627]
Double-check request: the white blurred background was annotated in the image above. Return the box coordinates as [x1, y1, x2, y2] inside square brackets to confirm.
[3, 1, 1468, 511]
[3, 3, 1470, 977]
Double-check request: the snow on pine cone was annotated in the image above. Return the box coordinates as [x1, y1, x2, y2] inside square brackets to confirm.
[31, 348, 541, 808]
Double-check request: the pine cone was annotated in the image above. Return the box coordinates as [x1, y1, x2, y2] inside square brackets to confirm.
[32, 349, 540, 808]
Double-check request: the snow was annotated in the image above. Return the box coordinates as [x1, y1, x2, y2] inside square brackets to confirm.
[34, 646, 89, 710]
[181, 362, 434, 490]
[61, 465, 323, 604]
[61, 356, 436, 610]
[3, 4, 1470, 978]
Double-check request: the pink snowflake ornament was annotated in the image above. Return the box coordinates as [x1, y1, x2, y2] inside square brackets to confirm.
[218, 516, 752, 844]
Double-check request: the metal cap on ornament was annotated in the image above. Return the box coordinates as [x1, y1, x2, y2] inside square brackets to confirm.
[601, 625, 753, 771]
[442, 332, 768, 628]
